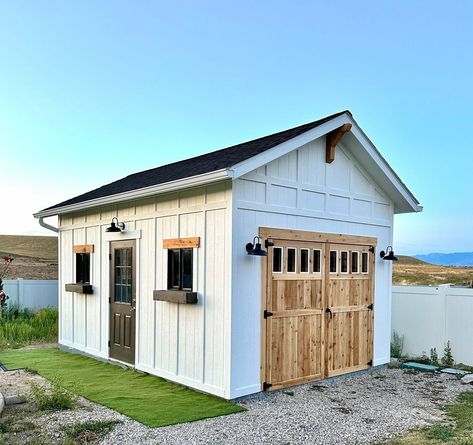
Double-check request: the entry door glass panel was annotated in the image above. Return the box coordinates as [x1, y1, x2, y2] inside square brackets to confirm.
[114, 247, 132, 303]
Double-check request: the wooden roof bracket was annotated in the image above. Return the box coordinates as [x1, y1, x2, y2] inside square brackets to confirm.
[325, 123, 352, 163]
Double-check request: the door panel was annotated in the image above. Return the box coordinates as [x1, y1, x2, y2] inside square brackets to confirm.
[265, 240, 325, 389]
[109, 240, 136, 364]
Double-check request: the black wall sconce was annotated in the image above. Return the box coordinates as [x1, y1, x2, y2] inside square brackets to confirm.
[246, 236, 268, 256]
[380, 246, 398, 261]
[106, 217, 125, 233]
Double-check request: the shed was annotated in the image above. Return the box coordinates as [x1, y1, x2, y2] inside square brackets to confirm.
[34, 111, 421, 399]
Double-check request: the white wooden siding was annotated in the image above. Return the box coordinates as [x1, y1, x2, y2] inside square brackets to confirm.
[58, 182, 233, 397]
[231, 135, 394, 398]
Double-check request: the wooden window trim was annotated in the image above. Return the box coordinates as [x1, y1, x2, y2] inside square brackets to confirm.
[163, 237, 200, 249]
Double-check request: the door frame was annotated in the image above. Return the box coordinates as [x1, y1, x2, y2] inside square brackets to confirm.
[259, 227, 377, 390]
[104, 229, 141, 365]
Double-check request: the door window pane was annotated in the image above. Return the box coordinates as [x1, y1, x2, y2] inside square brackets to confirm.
[287, 248, 296, 273]
[272, 247, 283, 273]
[351, 251, 359, 273]
[340, 251, 348, 273]
[313, 249, 321, 273]
[114, 247, 132, 303]
[329, 250, 338, 273]
[300, 249, 309, 273]
[362, 252, 369, 274]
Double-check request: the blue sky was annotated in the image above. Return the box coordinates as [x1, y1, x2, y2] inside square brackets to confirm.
[1, 1, 472, 254]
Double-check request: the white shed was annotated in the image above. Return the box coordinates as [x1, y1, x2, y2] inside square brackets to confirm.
[34, 111, 421, 399]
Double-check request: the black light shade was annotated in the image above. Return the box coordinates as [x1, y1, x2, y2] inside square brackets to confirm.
[380, 246, 398, 261]
[106, 217, 125, 233]
[246, 236, 268, 256]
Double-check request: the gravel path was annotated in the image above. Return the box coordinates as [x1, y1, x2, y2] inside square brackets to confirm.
[0, 368, 468, 445]
[104, 368, 467, 445]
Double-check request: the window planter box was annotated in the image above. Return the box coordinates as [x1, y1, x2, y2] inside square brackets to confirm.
[153, 290, 197, 304]
[65, 283, 93, 294]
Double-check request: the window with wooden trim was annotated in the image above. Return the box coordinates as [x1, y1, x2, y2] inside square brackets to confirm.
[361, 251, 369, 274]
[313, 249, 322, 273]
[340, 251, 349, 274]
[272, 247, 283, 273]
[300, 248, 309, 273]
[287, 248, 296, 273]
[329, 250, 338, 273]
[351, 251, 359, 274]
[167, 248, 193, 290]
[76, 253, 90, 284]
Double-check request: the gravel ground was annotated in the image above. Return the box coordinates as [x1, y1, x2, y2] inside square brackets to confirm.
[0, 367, 469, 445]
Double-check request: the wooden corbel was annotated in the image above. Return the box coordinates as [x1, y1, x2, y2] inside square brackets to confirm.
[325, 123, 352, 163]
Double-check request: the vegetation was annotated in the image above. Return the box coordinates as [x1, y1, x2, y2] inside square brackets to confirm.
[442, 340, 455, 367]
[430, 347, 439, 366]
[64, 420, 119, 444]
[29, 377, 76, 411]
[0, 348, 245, 427]
[390, 330, 404, 358]
[0, 235, 57, 260]
[384, 392, 473, 444]
[0, 306, 58, 350]
[393, 255, 473, 286]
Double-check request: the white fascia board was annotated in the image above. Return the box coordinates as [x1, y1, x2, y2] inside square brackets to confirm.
[34, 169, 230, 218]
[228, 113, 352, 179]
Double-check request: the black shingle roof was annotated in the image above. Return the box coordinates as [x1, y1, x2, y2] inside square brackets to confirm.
[43, 111, 349, 212]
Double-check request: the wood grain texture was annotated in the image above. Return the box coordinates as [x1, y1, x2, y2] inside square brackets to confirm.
[163, 237, 200, 249]
[73, 244, 94, 253]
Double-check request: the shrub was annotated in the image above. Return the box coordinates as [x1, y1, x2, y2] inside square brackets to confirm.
[64, 420, 119, 445]
[29, 377, 75, 411]
[442, 340, 454, 367]
[391, 330, 404, 358]
[430, 347, 439, 366]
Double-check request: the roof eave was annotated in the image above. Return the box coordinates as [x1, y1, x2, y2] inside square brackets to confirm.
[33, 169, 230, 218]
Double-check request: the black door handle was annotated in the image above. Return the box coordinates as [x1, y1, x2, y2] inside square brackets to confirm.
[325, 307, 333, 319]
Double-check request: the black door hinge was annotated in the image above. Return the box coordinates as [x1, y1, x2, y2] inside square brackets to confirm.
[369, 246, 375, 253]
[367, 360, 373, 366]
[108, 340, 110, 347]
[264, 310, 273, 319]
[109, 297, 111, 304]
[263, 382, 272, 391]
[367, 303, 374, 310]
[109, 253, 112, 261]
[265, 239, 274, 248]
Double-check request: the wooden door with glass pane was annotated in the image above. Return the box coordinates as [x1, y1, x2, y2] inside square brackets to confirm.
[325, 243, 374, 377]
[109, 240, 136, 364]
[265, 240, 325, 390]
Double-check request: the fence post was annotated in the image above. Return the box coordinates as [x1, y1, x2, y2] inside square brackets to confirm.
[18, 278, 24, 308]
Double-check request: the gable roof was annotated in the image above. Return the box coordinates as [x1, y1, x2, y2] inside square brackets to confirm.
[34, 110, 421, 217]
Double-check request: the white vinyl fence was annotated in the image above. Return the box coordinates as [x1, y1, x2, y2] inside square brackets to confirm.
[392, 285, 473, 366]
[2, 279, 58, 310]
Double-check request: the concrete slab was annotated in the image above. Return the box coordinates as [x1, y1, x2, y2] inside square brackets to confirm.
[441, 368, 470, 376]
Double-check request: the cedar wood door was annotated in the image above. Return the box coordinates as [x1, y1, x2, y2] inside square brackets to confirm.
[264, 235, 375, 390]
[109, 240, 136, 364]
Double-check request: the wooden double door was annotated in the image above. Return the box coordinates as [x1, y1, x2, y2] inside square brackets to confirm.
[262, 229, 375, 390]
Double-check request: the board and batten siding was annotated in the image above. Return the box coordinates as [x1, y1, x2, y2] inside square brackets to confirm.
[58, 182, 233, 398]
[230, 136, 394, 398]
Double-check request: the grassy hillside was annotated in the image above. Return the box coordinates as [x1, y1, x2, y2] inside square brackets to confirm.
[394, 255, 473, 286]
[0, 235, 57, 260]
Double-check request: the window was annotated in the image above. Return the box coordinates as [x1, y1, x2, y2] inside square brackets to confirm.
[313, 249, 321, 273]
[272, 247, 283, 273]
[168, 248, 193, 290]
[361, 251, 369, 274]
[76, 253, 90, 284]
[340, 251, 349, 274]
[300, 249, 309, 273]
[287, 248, 296, 273]
[114, 247, 132, 303]
[329, 250, 338, 273]
[351, 251, 359, 274]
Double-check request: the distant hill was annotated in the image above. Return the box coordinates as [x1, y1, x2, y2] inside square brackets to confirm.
[397, 255, 430, 266]
[415, 252, 473, 267]
[0, 235, 58, 260]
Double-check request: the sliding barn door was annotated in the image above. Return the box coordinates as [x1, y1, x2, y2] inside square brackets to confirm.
[325, 243, 374, 377]
[264, 240, 325, 390]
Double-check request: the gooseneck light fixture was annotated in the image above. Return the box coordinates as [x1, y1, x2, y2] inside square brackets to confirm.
[380, 246, 398, 261]
[106, 217, 125, 233]
[246, 236, 268, 256]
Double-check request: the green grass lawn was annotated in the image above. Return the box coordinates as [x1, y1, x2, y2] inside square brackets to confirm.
[0, 348, 245, 427]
